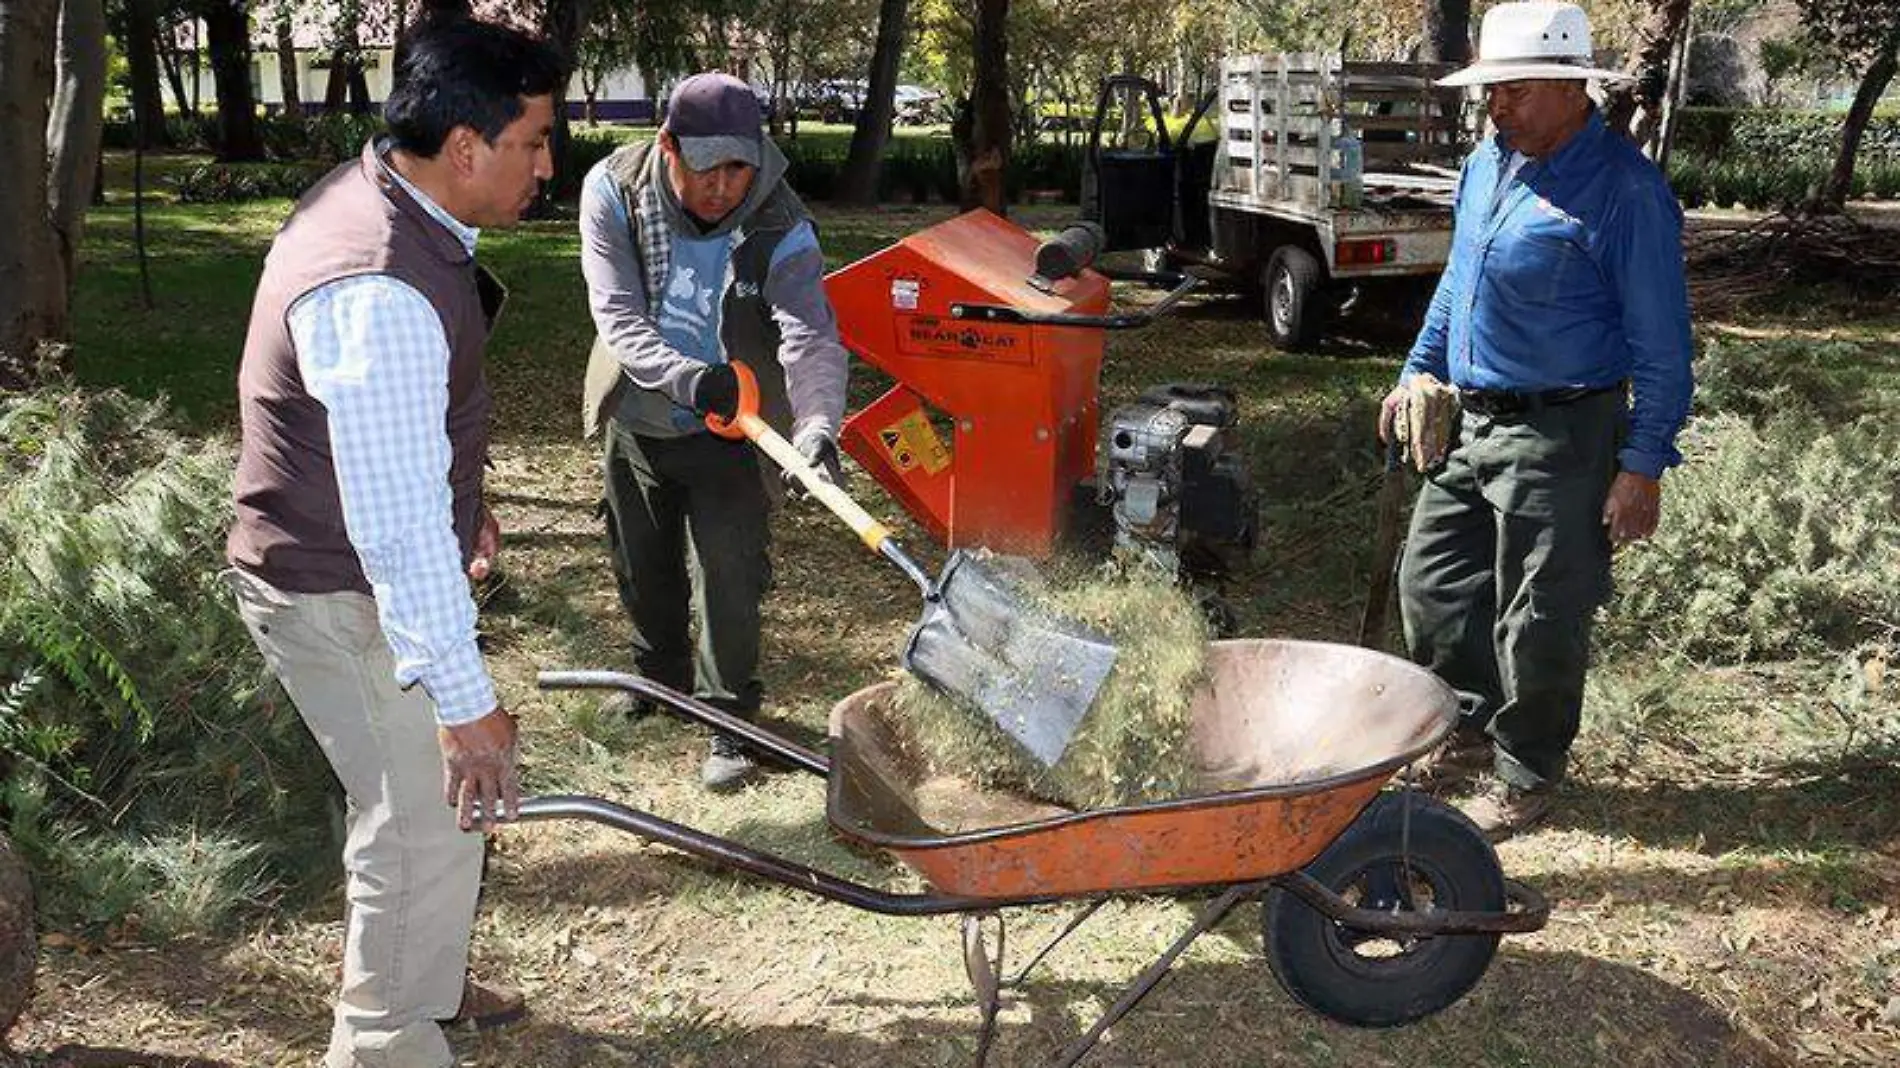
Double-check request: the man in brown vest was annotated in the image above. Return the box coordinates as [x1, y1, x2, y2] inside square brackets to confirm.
[223, 17, 564, 1067]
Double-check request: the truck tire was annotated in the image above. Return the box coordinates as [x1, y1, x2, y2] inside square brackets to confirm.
[1262, 245, 1326, 351]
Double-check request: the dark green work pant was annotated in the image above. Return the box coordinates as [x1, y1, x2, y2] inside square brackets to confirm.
[602, 423, 772, 717]
[1397, 390, 1625, 790]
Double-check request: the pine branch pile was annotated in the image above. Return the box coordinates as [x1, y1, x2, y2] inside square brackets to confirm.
[1688, 211, 1900, 316]
[0, 387, 337, 936]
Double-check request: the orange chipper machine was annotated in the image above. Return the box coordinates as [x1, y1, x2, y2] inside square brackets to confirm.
[825, 210, 1251, 577]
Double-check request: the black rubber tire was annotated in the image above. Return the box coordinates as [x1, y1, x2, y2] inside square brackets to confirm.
[1262, 245, 1326, 351]
[1262, 791, 1505, 1028]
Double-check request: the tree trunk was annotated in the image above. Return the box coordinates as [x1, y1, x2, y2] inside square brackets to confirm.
[835, 0, 908, 204]
[203, 0, 264, 161]
[49, 0, 106, 293]
[347, 62, 372, 112]
[0, 833, 36, 1038]
[540, 0, 594, 202]
[1813, 30, 1900, 214]
[0, 0, 69, 389]
[1605, 0, 1692, 151]
[323, 50, 349, 110]
[275, 9, 302, 120]
[125, 0, 172, 148]
[1421, 0, 1471, 63]
[158, 20, 195, 117]
[964, 0, 1011, 214]
[1652, 9, 1692, 167]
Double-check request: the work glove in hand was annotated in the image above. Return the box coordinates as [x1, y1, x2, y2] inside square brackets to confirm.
[692, 364, 740, 421]
[784, 434, 843, 498]
[1398, 374, 1459, 473]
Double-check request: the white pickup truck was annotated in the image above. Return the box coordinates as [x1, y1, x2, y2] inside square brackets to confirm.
[1082, 55, 1476, 350]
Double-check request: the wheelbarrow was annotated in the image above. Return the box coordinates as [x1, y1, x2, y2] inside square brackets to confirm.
[518, 638, 1549, 1066]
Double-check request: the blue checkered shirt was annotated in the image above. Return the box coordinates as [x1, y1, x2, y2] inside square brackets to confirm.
[285, 167, 496, 726]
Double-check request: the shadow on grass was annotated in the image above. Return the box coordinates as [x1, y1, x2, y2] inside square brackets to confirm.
[446, 944, 1786, 1068]
[22, 892, 1787, 1068]
[1558, 758, 1900, 857]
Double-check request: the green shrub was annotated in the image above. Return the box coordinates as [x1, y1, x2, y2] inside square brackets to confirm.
[1, 387, 339, 934]
[169, 161, 326, 203]
[1676, 107, 1900, 166]
[1600, 412, 1900, 662]
[1669, 158, 1707, 208]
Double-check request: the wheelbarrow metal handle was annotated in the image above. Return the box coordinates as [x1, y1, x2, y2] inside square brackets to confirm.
[537, 669, 830, 777]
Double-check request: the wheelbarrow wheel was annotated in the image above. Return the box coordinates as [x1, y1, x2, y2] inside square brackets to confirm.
[1261, 791, 1504, 1027]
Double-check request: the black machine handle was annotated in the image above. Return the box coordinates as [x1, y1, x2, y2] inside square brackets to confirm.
[949, 275, 1198, 330]
[948, 219, 1199, 330]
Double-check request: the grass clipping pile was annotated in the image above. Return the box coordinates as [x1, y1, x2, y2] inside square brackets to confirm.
[888, 560, 1211, 812]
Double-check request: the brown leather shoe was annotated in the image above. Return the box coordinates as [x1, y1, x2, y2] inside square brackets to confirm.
[1411, 729, 1491, 788]
[447, 975, 528, 1030]
[1457, 779, 1553, 842]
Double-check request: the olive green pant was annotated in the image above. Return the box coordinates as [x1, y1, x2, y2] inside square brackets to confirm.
[602, 424, 772, 717]
[1397, 391, 1624, 790]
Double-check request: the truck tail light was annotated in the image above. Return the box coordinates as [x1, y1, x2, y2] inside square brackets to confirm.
[1335, 239, 1398, 267]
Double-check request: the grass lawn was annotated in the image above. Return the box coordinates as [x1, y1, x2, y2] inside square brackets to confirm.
[13, 153, 1900, 1067]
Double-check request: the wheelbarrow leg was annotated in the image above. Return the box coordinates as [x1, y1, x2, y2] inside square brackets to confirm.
[1011, 899, 1109, 986]
[1051, 881, 1269, 1068]
[961, 913, 1006, 1068]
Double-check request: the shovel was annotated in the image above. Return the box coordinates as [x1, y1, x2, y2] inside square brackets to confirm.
[706, 362, 1118, 766]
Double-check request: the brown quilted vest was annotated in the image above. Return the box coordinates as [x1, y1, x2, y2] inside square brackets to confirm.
[227, 140, 501, 594]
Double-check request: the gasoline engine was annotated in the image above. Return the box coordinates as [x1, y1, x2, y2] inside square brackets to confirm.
[1098, 384, 1257, 625]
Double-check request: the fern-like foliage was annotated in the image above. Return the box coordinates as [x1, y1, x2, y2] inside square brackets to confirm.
[1, 386, 340, 935]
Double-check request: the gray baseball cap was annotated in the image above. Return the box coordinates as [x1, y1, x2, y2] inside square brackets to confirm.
[664, 72, 763, 170]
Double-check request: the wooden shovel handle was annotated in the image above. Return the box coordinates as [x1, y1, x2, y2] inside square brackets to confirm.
[705, 362, 893, 554]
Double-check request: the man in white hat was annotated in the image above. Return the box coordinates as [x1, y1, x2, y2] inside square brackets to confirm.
[1378, 1, 1693, 839]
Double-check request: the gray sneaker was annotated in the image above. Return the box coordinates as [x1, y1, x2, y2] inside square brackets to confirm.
[701, 736, 763, 792]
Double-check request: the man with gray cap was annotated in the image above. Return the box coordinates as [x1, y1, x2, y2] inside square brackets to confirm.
[578, 72, 848, 790]
[1377, 1, 1693, 838]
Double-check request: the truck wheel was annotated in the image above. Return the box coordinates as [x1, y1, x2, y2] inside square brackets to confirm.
[1261, 792, 1504, 1028]
[1262, 246, 1326, 351]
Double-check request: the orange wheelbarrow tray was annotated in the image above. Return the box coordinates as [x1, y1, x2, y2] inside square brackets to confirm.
[521, 639, 1549, 1066]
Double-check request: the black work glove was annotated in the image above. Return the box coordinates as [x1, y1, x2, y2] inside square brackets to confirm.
[692, 364, 740, 421]
[784, 434, 843, 498]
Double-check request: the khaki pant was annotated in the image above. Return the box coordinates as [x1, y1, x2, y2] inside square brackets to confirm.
[225, 569, 483, 1068]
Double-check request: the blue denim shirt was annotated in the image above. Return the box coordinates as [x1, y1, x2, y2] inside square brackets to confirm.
[1404, 112, 1694, 479]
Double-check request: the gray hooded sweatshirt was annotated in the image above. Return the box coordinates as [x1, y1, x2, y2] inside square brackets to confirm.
[578, 138, 848, 449]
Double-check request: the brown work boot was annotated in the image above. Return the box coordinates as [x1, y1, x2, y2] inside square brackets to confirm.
[1457, 778, 1553, 842]
[1411, 728, 1491, 789]
[446, 975, 528, 1030]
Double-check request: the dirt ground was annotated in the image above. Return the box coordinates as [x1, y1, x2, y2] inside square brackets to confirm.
[10, 202, 1900, 1068]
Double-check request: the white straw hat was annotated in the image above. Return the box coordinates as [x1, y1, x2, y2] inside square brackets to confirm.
[1438, 2, 1631, 87]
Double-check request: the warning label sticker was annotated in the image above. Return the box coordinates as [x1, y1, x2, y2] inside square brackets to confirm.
[878, 410, 951, 475]
[890, 278, 921, 311]
[894, 315, 1032, 364]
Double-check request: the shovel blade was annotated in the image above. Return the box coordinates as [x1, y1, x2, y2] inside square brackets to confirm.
[902, 551, 1119, 767]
